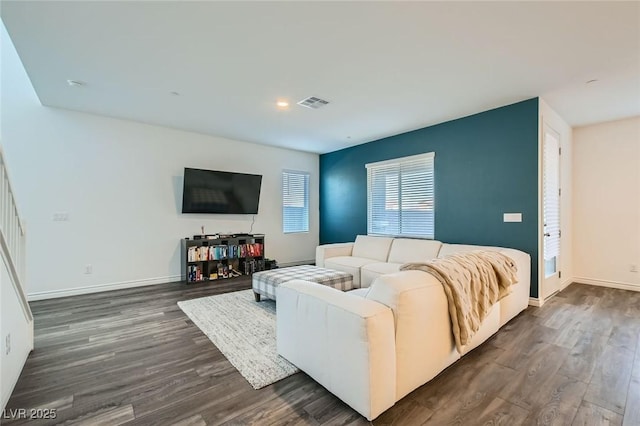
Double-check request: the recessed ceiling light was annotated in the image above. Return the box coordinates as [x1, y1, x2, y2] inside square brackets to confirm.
[276, 100, 289, 109]
[66, 79, 85, 87]
[586, 79, 599, 85]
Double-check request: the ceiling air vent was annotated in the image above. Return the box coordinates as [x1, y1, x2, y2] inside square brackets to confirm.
[297, 96, 329, 109]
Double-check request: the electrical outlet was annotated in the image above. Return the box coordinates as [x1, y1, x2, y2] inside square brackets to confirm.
[5, 333, 10, 355]
[84, 264, 93, 274]
[52, 212, 69, 221]
[631, 264, 638, 273]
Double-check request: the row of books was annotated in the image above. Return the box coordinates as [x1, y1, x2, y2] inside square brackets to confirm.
[187, 243, 264, 262]
[209, 263, 242, 280]
[243, 258, 266, 275]
[187, 263, 238, 282]
[187, 264, 205, 282]
[187, 260, 262, 283]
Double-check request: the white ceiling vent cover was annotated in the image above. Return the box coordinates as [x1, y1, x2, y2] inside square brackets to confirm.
[297, 96, 329, 109]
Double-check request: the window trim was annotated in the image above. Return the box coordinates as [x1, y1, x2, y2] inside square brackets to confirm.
[365, 152, 435, 239]
[365, 152, 435, 169]
[282, 169, 310, 234]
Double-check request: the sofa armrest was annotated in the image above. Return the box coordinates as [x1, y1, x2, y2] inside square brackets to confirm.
[276, 280, 396, 421]
[366, 271, 460, 399]
[315, 242, 354, 267]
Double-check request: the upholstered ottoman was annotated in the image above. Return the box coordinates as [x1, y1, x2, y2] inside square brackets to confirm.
[252, 265, 353, 301]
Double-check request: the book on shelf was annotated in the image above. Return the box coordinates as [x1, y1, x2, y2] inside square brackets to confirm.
[187, 246, 197, 262]
[242, 258, 266, 275]
[200, 246, 207, 260]
[238, 243, 263, 258]
[187, 264, 205, 282]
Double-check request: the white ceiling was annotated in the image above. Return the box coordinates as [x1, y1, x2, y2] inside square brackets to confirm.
[2, 1, 639, 154]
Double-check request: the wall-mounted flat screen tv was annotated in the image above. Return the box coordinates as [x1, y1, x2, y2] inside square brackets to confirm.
[182, 168, 262, 214]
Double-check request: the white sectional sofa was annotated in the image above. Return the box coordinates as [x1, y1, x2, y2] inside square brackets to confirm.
[277, 235, 531, 420]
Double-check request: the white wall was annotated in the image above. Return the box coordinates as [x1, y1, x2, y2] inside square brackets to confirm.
[1, 23, 319, 300]
[0, 23, 34, 411]
[539, 99, 573, 300]
[573, 116, 640, 290]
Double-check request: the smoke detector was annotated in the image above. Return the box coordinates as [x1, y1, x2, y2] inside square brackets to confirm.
[297, 96, 329, 109]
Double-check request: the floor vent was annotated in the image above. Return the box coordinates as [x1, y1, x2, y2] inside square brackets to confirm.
[297, 96, 329, 109]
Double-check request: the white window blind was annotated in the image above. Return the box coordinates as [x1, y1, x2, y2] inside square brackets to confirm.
[366, 152, 435, 238]
[282, 170, 310, 233]
[543, 131, 560, 260]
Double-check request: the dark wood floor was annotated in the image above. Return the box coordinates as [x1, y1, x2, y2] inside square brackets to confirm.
[4, 280, 640, 425]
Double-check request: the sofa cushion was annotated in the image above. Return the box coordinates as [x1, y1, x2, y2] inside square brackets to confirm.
[324, 256, 378, 288]
[387, 238, 442, 264]
[351, 235, 394, 262]
[437, 243, 501, 258]
[360, 262, 402, 288]
[439, 244, 531, 327]
[496, 248, 531, 325]
[325, 256, 378, 269]
[315, 242, 354, 268]
[348, 287, 371, 298]
[460, 303, 500, 355]
[365, 271, 460, 399]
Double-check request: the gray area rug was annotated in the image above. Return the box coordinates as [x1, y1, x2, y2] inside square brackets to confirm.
[177, 289, 299, 389]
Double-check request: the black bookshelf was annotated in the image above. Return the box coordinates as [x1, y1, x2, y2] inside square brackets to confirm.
[182, 234, 265, 283]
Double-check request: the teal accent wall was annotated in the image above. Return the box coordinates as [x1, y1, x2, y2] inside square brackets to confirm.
[319, 98, 540, 297]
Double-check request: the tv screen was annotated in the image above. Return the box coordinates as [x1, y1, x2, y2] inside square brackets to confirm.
[182, 168, 262, 214]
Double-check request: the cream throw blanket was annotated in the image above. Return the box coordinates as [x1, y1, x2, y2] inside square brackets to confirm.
[400, 251, 518, 353]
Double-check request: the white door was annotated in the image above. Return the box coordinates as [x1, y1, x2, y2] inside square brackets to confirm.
[542, 126, 561, 298]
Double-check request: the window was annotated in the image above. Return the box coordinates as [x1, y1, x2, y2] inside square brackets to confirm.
[366, 152, 435, 238]
[282, 170, 310, 233]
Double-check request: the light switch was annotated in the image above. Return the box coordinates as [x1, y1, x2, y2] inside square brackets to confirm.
[503, 213, 522, 223]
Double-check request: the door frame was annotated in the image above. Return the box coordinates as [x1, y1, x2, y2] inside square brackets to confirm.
[540, 122, 562, 300]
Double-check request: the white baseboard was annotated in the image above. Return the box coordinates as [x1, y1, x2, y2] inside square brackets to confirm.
[28, 261, 317, 301]
[573, 276, 640, 292]
[528, 297, 543, 307]
[560, 278, 573, 291]
[28, 275, 183, 301]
